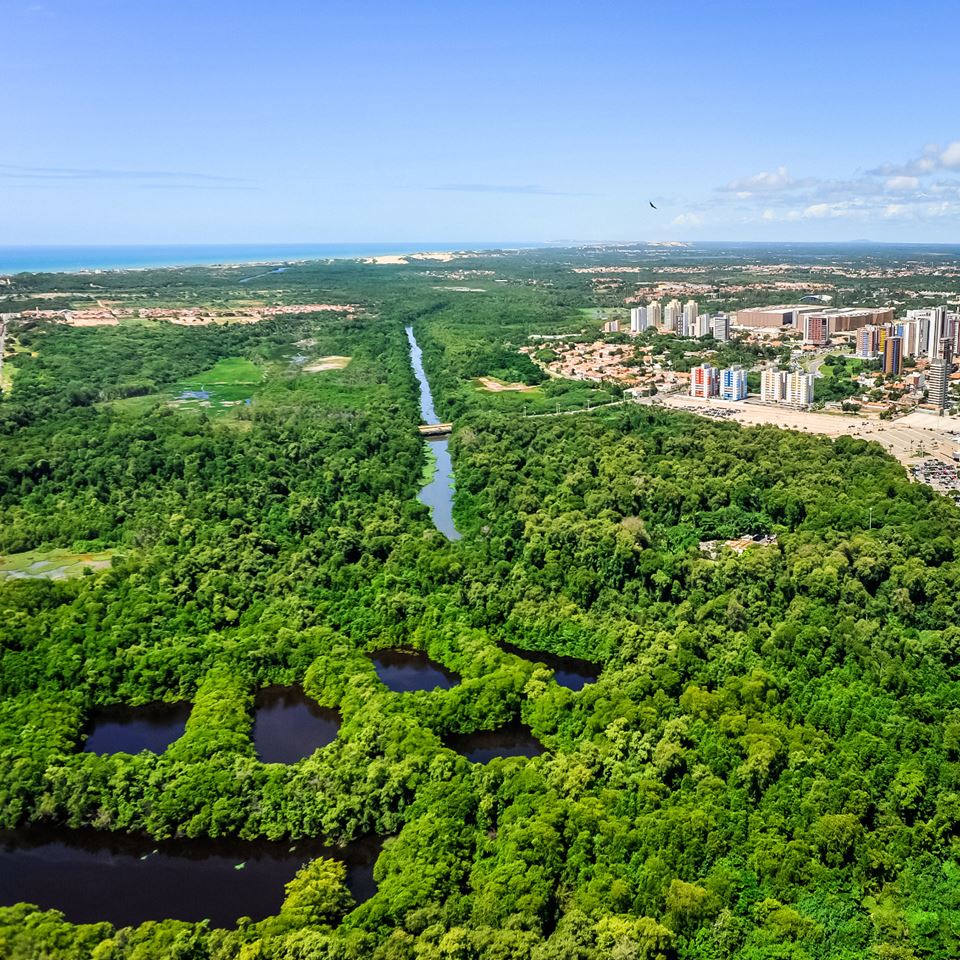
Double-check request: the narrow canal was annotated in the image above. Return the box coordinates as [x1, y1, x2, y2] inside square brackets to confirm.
[405, 325, 461, 540]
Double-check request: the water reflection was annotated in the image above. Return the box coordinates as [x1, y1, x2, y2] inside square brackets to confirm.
[405, 325, 462, 541]
[82, 702, 191, 755]
[368, 649, 459, 692]
[253, 685, 340, 763]
[500, 641, 601, 691]
[445, 721, 544, 763]
[0, 828, 380, 928]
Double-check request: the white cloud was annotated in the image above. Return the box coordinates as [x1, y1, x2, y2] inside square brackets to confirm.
[671, 213, 703, 227]
[870, 141, 960, 177]
[712, 139, 960, 227]
[940, 141, 960, 169]
[885, 176, 919, 191]
[722, 166, 794, 194]
[802, 202, 855, 219]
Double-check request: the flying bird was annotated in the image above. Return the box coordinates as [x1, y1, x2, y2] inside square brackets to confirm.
[649, 201, 657, 209]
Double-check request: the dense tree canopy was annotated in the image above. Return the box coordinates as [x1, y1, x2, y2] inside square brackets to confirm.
[0, 253, 958, 959]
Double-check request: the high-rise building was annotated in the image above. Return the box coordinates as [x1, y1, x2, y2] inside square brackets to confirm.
[690, 364, 719, 399]
[602, 319, 620, 333]
[694, 313, 711, 338]
[664, 299, 682, 334]
[898, 318, 920, 358]
[785, 371, 815, 406]
[803, 313, 830, 346]
[855, 325, 879, 359]
[928, 338, 953, 409]
[710, 314, 731, 342]
[883, 335, 903, 376]
[629, 306, 648, 334]
[760, 368, 787, 403]
[906, 309, 932, 355]
[877, 324, 890, 355]
[647, 301, 662, 330]
[683, 300, 699, 338]
[720, 365, 748, 401]
[928, 306, 947, 359]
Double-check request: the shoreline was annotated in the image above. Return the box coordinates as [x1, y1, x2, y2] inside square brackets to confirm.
[0, 243, 541, 278]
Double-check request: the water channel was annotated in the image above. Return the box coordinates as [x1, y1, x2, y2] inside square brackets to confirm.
[368, 649, 460, 692]
[500, 641, 601, 691]
[252, 685, 340, 763]
[82, 701, 191, 754]
[0, 828, 380, 928]
[405, 325, 461, 540]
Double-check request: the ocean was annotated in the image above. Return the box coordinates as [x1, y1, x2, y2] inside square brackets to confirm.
[0, 242, 540, 276]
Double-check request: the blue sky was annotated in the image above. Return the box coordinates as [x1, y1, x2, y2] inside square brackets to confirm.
[4, 0, 960, 244]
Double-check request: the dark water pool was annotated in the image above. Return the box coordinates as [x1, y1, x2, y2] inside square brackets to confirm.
[0, 828, 380, 928]
[445, 721, 544, 763]
[82, 702, 191, 755]
[252, 685, 340, 763]
[367, 649, 459, 692]
[500, 641, 601, 691]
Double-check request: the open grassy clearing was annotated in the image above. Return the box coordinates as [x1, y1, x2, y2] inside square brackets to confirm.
[0, 548, 117, 580]
[168, 357, 263, 412]
[303, 355, 351, 373]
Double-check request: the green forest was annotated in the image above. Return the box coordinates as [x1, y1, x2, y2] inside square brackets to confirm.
[0, 252, 958, 960]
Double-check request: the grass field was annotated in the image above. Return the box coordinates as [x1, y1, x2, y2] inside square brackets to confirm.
[0, 548, 117, 580]
[169, 357, 263, 412]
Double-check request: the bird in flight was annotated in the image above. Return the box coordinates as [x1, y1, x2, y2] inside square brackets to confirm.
[649, 201, 657, 209]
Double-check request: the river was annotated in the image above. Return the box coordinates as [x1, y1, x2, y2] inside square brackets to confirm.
[405, 326, 461, 540]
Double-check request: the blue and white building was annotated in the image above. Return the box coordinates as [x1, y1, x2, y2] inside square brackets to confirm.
[720, 365, 748, 401]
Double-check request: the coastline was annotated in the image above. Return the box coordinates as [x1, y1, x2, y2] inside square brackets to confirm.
[0, 242, 540, 277]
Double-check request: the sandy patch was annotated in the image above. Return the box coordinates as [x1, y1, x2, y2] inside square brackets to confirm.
[432, 286, 486, 293]
[304, 355, 352, 373]
[476, 376, 538, 393]
[654, 394, 960, 468]
[364, 252, 458, 265]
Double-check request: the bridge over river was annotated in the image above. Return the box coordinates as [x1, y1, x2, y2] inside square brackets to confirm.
[405, 325, 461, 539]
[417, 422, 453, 438]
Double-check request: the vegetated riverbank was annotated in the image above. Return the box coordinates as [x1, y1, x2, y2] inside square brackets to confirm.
[405, 324, 462, 540]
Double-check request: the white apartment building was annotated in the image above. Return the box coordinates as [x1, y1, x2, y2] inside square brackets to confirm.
[759, 368, 813, 405]
[647, 301, 663, 330]
[710, 314, 731, 342]
[899, 318, 920, 358]
[663, 299, 682, 334]
[785, 371, 815, 406]
[928, 306, 947, 359]
[760, 368, 787, 403]
[629, 306, 648, 334]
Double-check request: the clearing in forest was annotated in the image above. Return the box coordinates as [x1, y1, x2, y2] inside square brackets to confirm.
[0, 548, 116, 580]
[475, 376, 538, 393]
[169, 357, 263, 411]
[303, 355, 352, 373]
